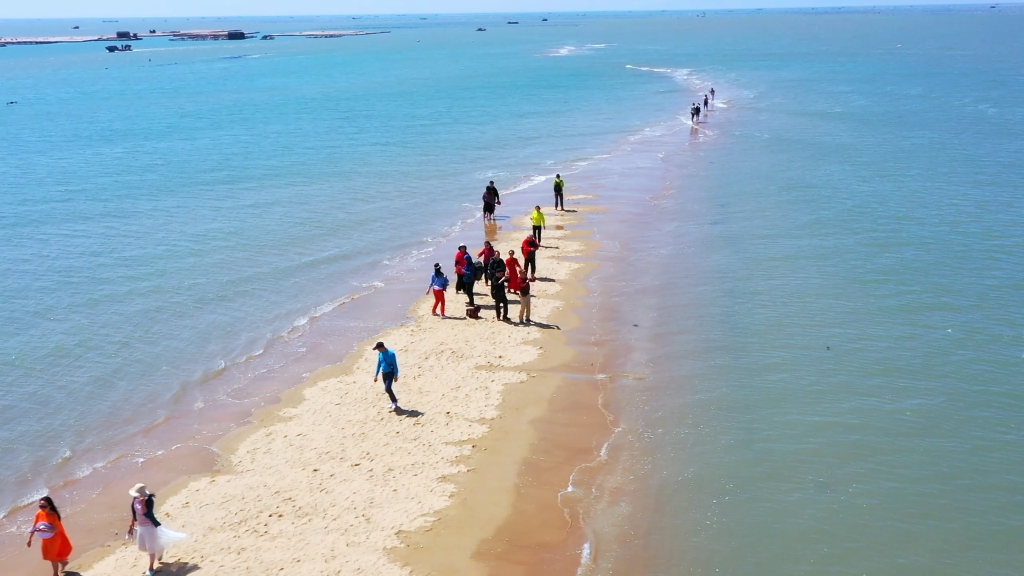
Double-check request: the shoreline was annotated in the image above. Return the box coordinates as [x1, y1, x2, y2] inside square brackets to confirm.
[67, 201, 600, 575]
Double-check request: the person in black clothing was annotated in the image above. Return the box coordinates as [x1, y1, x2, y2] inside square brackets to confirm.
[553, 174, 564, 211]
[487, 181, 500, 205]
[487, 251, 506, 287]
[690, 103, 697, 123]
[695, 103, 701, 123]
[703, 94, 709, 111]
[491, 272, 510, 321]
[462, 256, 477, 307]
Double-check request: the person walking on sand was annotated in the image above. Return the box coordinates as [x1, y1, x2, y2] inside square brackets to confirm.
[517, 271, 532, 324]
[426, 263, 449, 318]
[128, 484, 187, 576]
[478, 241, 497, 286]
[491, 271, 510, 321]
[505, 249, 523, 295]
[522, 233, 540, 281]
[26, 496, 72, 576]
[553, 174, 565, 210]
[454, 244, 470, 294]
[373, 341, 400, 410]
[530, 205, 546, 244]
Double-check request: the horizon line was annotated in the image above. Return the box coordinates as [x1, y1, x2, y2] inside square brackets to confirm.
[0, 3, 1012, 21]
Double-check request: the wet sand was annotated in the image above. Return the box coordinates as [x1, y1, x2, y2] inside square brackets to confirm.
[67, 203, 600, 575]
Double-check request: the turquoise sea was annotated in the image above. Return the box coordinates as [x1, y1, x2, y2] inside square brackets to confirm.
[2, 7, 1023, 574]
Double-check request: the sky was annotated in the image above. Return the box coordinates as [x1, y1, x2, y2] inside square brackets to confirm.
[0, 0, 1001, 19]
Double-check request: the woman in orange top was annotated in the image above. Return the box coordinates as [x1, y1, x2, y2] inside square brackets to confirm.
[26, 496, 72, 576]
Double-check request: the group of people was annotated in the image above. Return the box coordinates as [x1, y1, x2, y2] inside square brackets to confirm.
[690, 88, 716, 124]
[26, 484, 185, 576]
[396, 200, 551, 411]
[434, 216, 542, 323]
[481, 174, 568, 221]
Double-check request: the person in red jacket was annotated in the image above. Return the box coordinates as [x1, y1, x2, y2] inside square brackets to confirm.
[454, 244, 470, 294]
[521, 235, 539, 281]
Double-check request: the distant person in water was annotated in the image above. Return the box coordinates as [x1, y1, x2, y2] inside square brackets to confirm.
[373, 341, 400, 410]
[710, 87, 715, 101]
[426, 263, 449, 318]
[704, 94, 709, 111]
[553, 174, 565, 210]
[27, 496, 72, 576]
[482, 183, 497, 221]
[487, 180, 500, 206]
[530, 205, 546, 244]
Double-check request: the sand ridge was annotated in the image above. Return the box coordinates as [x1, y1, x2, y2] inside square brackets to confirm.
[77, 210, 584, 575]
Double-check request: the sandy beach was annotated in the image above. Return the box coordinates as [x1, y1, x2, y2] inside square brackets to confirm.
[72, 202, 601, 575]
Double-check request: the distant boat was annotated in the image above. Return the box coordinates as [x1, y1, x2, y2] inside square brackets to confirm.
[542, 18, 548, 21]
[508, 21, 519, 24]
[72, 25, 80, 29]
[105, 44, 132, 52]
[476, 27, 486, 31]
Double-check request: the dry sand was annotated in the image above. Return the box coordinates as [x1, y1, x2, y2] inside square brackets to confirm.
[75, 208, 590, 575]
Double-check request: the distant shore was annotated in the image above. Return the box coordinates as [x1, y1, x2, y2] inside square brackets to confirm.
[0, 29, 388, 45]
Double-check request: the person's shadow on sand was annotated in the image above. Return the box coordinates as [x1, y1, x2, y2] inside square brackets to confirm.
[158, 562, 202, 575]
[395, 407, 424, 418]
[523, 320, 561, 330]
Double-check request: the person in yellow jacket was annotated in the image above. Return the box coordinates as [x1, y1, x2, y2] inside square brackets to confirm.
[530, 205, 546, 244]
[553, 174, 565, 210]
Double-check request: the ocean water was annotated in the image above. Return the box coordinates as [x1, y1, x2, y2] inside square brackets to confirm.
[0, 13, 680, 528]
[2, 7, 1023, 575]
[567, 6, 1024, 576]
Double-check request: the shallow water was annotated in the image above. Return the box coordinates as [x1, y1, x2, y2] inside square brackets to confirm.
[2, 8, 1023, 575]
[570, 6, 1024, 575]
[0, 12, 684, 532]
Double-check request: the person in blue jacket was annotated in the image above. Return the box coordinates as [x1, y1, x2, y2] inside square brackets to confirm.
[373, 341, 400, 410]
